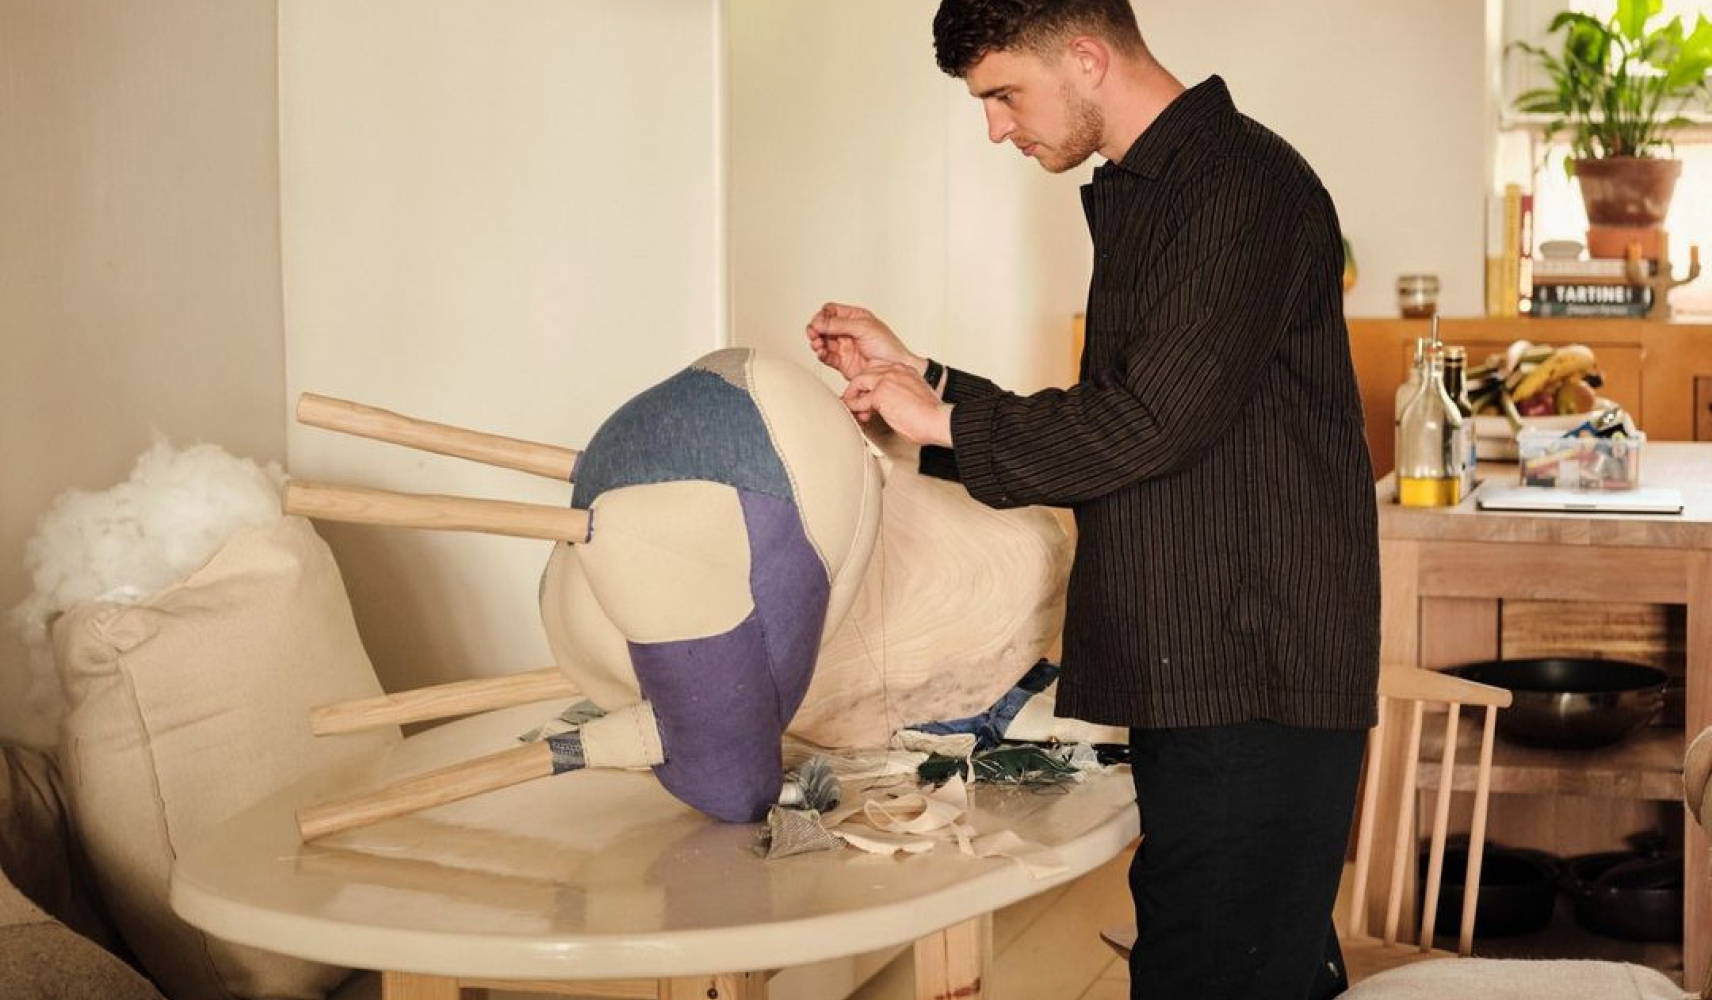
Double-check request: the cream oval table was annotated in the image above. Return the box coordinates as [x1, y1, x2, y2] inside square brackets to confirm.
[170, 700, 1139, 1000]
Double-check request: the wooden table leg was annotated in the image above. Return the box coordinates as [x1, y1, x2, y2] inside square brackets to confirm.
[1686, 551, 1712, 991]
[659, 972, 768, 999]
[914, 913, 992, 1000]
[383, 971, 461, 999]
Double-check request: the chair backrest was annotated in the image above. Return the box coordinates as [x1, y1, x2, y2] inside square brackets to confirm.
[1346, 666, 1513, 958]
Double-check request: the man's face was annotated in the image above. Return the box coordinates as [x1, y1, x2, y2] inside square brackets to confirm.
[964, 47, 1104, 174]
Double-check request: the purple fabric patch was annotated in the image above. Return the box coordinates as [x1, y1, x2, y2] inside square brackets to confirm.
[628, 489, 829, 823]
[630, 622, 785, 822]
[738, 490, 829, 717]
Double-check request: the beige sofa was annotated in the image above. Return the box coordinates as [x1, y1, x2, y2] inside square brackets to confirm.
[1, 742, 167, 1000]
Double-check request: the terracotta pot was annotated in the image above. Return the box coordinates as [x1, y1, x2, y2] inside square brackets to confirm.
[1574, 157, 1683, 227]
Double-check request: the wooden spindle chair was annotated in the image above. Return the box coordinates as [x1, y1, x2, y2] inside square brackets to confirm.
[1338, 665, 1511, 982]
[1097, 666, 1513, 987]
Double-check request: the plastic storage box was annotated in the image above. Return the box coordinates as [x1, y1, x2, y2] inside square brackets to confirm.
[1517, 428, 1645, 490]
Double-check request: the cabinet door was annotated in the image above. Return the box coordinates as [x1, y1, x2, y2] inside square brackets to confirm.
[1698, 376, 1712, 441]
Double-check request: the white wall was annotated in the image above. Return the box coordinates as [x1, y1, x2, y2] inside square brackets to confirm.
[1137, 0, 1492, 319]
[0, 0, 285, 748]
[278, 0, 725, 695]
[728, 0, 1091, 394]
[729, 0, 1492, 400]
[3, 0, 1499, 745]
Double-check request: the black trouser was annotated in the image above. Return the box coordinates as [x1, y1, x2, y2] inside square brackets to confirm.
[1127, 720, 1366, 1000]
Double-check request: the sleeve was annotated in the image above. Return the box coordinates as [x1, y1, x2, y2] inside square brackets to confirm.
[948, 158, 1318, 509]
[918, 367, 1006, 483]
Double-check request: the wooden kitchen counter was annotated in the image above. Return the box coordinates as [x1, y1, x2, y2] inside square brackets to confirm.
[1349, 317, 1712, 477]
[1375, 441, 1712, 983]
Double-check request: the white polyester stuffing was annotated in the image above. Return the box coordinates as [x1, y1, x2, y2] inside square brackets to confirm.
[12, 437, 284, 643]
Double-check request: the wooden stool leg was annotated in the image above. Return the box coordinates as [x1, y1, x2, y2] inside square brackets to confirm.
[914, 914, 992, 1000]
[383, 971, 462, 999]
[659, 972, 767, 999]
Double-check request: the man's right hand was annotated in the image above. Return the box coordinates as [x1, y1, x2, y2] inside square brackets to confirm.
[805, 302, 925, 383]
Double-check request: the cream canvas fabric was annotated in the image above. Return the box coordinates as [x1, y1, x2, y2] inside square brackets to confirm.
[743, 352, 883, 642]
[1339, 957, 1689, 999]
[52, 516, 399, 1000]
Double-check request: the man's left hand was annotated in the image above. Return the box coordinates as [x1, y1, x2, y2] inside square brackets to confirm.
[842, 362, 954, 447]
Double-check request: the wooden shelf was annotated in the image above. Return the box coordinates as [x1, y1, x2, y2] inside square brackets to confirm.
[1417, 711, 1684, 800]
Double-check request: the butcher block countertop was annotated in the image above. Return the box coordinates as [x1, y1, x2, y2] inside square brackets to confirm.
[1377, 442, 1712, 547]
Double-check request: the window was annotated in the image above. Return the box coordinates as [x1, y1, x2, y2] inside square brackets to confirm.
[1499, 0, 1712, 315]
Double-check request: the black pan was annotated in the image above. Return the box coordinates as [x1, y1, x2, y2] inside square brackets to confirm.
[1564, 849, 1683, 942]
[1447, 658, 1667, 748]
[1427, 843, 1559, 938]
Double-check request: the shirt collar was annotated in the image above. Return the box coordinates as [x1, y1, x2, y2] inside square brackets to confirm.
[1095, 75, 1234, 182]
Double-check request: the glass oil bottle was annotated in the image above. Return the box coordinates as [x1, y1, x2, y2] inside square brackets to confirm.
[1395, 317, 1466, 507]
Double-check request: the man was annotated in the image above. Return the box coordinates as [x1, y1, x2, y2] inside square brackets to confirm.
[805, 3, 1379, 999]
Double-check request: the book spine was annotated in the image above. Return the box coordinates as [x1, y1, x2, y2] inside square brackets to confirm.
[1484, 193, 1506, 317]
[1531, 258, 1652, 279]
[1531, 300, 1652, 318]
[1501, 184, 1522, 318]
[1533, 284, 1653, 305]
[1517, 191, 1535, 315]
[1534, 272, 1645, 287]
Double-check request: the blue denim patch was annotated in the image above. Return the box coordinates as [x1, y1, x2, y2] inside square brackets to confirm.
[572, 364, 792, 509]
[911, 659, 1062, 751]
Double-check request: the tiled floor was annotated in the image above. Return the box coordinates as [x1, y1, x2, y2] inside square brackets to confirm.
[847, 841, 1138, 1000]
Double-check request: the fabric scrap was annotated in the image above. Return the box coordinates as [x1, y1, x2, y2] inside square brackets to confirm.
[516, 700, 605, 743]
[756, 805, 841, 860]
[970, 829, 1066, 879]
[909, 659, 1061, 750]
[891, 729, 977, 759]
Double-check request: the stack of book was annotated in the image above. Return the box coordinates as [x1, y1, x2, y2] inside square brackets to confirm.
[1532, 256, 1655, 318]
[1484, 184, 1659, 318]
[1485, 184, 1535, 317]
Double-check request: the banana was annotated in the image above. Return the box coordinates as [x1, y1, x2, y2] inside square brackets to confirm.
[1500, 340, 1534, 379]
[1499, 386, 1525, 430]
[1499, 341, 1551, 378]
[1511, 344, 1596, 401]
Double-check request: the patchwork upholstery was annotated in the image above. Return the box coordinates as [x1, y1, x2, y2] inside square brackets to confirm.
[546, 348, 881, 822]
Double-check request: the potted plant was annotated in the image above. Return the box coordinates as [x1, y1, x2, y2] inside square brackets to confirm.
[1512, 0, 1712, 228]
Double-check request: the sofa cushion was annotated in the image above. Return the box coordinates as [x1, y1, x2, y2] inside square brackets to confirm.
[0, 743, 131, 963]
[53, 516, 399, 1000]
[0, 871, 166, 1000]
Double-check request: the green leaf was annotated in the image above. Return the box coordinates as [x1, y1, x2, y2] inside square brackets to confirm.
[1565, 19, 1612, 71]
[1515, 0, 1706, 157]
[1615, 0, 1662, 43]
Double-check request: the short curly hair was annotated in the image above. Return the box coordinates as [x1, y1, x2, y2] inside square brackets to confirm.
[932, 0, 1145, 78]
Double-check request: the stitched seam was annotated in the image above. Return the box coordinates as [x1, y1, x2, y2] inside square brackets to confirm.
[745, 354, 829, 577]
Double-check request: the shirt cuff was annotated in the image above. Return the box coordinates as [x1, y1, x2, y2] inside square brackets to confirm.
[942, 367, 1002, 405]
[944, 395, 1016, 508]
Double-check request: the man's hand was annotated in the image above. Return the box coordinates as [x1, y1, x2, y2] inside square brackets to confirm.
[842, 361, 954, 447]
[806, 302, 925, 382]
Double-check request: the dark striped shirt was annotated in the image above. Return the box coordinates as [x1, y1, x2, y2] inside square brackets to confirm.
[921, 76, 1379, 730]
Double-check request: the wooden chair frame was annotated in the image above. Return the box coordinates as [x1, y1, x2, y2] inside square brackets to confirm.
[1340, 665, 1513, 981]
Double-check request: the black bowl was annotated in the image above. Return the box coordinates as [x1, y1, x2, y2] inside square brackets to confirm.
[1427, 844, 1559, 938]
[1447, 658, 1667, 748]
